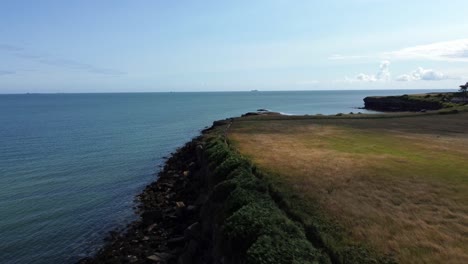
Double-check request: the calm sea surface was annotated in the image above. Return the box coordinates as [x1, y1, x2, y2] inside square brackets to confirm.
[0, 90, 446, 263]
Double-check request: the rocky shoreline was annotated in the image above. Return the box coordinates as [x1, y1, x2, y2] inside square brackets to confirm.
[79, 136, 207, 264]
[79, 112, 406, 264]
[79, 112, 308, 264]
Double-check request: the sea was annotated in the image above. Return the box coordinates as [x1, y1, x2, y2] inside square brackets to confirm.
[0, 90, 447, 263]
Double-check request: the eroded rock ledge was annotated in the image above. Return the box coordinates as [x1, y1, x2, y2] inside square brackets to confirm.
[363, 95, 444, 112]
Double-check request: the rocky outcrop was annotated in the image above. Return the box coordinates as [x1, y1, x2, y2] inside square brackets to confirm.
[363, 95, 444, 112]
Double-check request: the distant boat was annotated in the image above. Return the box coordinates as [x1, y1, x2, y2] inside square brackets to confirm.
[250, 89, 259, 92]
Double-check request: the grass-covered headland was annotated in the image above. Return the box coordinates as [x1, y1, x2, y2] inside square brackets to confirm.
[200, 123, 402, 264]
[228, 111, 468, 264]
[83, 93, 468, 264]
[364, 92, 468, 112]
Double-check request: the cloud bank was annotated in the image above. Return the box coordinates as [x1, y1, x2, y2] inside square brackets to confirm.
[396, 67, 457, 81]
[388, 39, 468, 61]
[349, 60, 458, 82]
[331, 39, 468, 62]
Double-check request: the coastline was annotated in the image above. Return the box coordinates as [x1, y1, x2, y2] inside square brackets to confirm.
[80, 116, 332, 263]
[79, 135, 206, 263]
[80, 91, 468, 264]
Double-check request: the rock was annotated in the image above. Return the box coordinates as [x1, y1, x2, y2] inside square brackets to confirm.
[147, 255, 161, 262]
[160, 182, 174, 188]
[363, 95, 443, 112]
[167, 236, 185, 247]
[184, 222, 201, 240]
[195, 145, 204, 163]
[126, 255, 138, 263]
[147, 252, 173, 262]
[165, 193, 176, 200]
[178, 240, 199, 264]
[79, 138, 205, 264]
[186, 205, 197, 212]
[146, 223, 158, 232]
[242, 112, 260, 117]
[141, 210, 163, 224]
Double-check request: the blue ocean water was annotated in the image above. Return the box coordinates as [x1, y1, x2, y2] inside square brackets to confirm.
[0, 90, 447, 263]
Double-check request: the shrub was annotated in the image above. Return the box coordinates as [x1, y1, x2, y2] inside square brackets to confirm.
[212, 155, 250, 183]
[205, 141, 231, 168]
[224, 187, 269, 215]
[204, 135, 326, 263]
[247, 235, 325, 264]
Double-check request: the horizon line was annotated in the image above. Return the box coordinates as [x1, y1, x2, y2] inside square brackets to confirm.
[0, 88, 456, 95]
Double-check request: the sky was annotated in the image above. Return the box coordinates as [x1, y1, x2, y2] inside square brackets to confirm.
[1, 0, 467, 93]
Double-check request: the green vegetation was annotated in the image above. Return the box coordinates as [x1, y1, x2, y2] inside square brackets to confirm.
[459, 82, 468, 97]
[364, 92, 468, 112]
[201, 123, 406, 263]
[203, 135, 329, 264]
[228, 112, 468, 264]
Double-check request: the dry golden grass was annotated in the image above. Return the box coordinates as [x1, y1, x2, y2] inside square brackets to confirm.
[228, 113, 468, 264]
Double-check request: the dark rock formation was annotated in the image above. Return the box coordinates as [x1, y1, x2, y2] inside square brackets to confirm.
[363, 95, 444, 112]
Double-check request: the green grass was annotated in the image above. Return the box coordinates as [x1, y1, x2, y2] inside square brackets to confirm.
[201, 134, 329, 264]
[324, 128, 468, 184]
[227, 112, 468, 264]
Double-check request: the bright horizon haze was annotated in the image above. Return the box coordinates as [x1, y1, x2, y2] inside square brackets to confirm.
[1, 0, 467, 93]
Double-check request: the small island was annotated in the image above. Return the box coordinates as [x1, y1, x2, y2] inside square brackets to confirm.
[82, 87, 468, 264]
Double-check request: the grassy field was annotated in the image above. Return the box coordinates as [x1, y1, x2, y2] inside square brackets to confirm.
[227, 112, 468, 264]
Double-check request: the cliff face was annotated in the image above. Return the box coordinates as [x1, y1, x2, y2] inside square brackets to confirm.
[81, 119, 328, 264]
[82, 118, 395, 264]
[363, 95, 444, 112]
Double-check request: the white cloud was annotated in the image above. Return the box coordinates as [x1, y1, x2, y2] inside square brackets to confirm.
[388, 39, 468, 61]
[330, 39, 468, 62]
[395, 74, 411, 82]
[376, 60, 390, 80]
[396, 67, 458, 81]
[354, 60, 391, 82]
[356, 73, 376, 82]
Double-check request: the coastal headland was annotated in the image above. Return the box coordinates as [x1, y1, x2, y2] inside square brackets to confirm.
[363, 92, 467, 112]
[82, 93, 468, 264]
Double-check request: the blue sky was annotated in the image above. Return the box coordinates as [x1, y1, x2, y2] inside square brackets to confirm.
[1, 0, 467, 93]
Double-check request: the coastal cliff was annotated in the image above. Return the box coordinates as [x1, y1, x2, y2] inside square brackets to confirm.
[81, 119, 328, 263]
[81, 117, 395, 264]
[363, 94, 445, 112]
